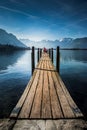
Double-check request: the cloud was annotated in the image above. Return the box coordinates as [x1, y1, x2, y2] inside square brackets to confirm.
[0, 5, 39, 19]
[0, 5, 50, 24]
[9, 0, 25, 6]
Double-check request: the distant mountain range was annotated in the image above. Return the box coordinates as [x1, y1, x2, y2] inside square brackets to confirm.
[20, 37, 87, 49]
[0, 29, 26, 50]
[0, 28, 87, 50]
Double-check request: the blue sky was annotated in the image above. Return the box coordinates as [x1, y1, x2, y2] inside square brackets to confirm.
[0, 0, 87, 41]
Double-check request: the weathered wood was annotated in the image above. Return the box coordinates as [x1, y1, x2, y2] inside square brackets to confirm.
[46, 60, 63, 118]
[37, 48, 40, 62]
[0, 119, 87, 130]
[31, 46, 35, 74]
[40, 49, 42, 58]
[18, 61, 42, 118]
[51, 48, 53, 63]
[0, 119, 16, 130]
[10, 61, 41, 118]
[49, 59, 83, 118]
[10, 52, 84, 119]
[56, 46, 60, 73]
[10, 70, 37, 118]
[52, 72, 75, 118]
[49, 49, 51, 58]
[41, 61, 51, 118]
[48, 71, 63, 118]
[18, 71, 40, 118]
[30, 64, 43, 118]
[56, 72, 83, 118]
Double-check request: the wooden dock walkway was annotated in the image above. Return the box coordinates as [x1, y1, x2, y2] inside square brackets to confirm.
[10, 52, 83, 119]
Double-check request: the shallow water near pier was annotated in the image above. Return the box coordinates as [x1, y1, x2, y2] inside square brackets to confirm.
[0, 50, 87, 118]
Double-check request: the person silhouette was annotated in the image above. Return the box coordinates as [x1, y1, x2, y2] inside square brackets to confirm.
[43, 47, 47, 53]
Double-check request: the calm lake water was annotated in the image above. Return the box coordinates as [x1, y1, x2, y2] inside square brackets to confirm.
[0, 50, 87, 118]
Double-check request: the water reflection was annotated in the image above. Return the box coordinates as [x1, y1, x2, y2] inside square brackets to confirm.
[60, 50, 87, 63]
[0, 51, 26, 71]
[59, 50, 87, 117]
[0, 50, 87, 118]
[0, 50, 31, 118]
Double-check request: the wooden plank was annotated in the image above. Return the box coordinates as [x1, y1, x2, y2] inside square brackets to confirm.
[48, 71, 63, 118]
[10, 69, 37, 118]
[18, 62, 42, 118]
[10, 60, 42, 118]
[48, 59, 83, 118]
[18, 70, 40, 118]
[41, 61, 51, 118]
[10, 52, 84, 119]
[30, 65, 43, 118]
[48, 60, 76, 118]
[56, 72, 84, 118]
[47, 61, 63, 119]
[52, 71, 75, 118]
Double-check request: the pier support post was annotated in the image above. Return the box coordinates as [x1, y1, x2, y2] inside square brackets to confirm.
[49, 49, 51, 58]
[31, 46, 35, 75]
[40, 49, 42, 58]
[37, 48, 39, 62]
[56, 46, 60, 73]
[51, 48, 53, 63]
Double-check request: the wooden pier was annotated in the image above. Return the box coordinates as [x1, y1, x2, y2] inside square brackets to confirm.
[10, 51, 83, 119]
[1, 46, 87, 130]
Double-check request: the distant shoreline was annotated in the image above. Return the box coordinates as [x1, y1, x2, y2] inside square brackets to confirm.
[60, 48, 87, 50]
[0, 45, 30, 51]
[0, 45, 87, 51]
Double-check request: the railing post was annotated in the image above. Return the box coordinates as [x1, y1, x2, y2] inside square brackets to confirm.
[37, 48, 39, 62]
[56, 46, 60, 73]
[51, 48, 53, 63]
[31, 46, 35, 75]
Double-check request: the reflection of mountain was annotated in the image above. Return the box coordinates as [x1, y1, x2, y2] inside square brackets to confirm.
[0, 51, 26, 71]
[20, 38, 87, 49]
[60, 50, 87, 62]
[0, 29, 26, 49]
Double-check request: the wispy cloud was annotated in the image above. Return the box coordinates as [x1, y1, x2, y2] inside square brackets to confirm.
[0, 5, 39, 19]
[9, 0, 25, 6]
[0, 5, 51, 24]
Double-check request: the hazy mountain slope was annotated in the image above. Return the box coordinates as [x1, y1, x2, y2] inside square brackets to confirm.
[71, 37, 87, 49]
[0, 29, 26, 48]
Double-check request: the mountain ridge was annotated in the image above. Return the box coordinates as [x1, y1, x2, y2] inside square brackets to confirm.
[0, 29, 26, 48]
[20, 37, 87, 49]
[0, 28, 87, 49]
